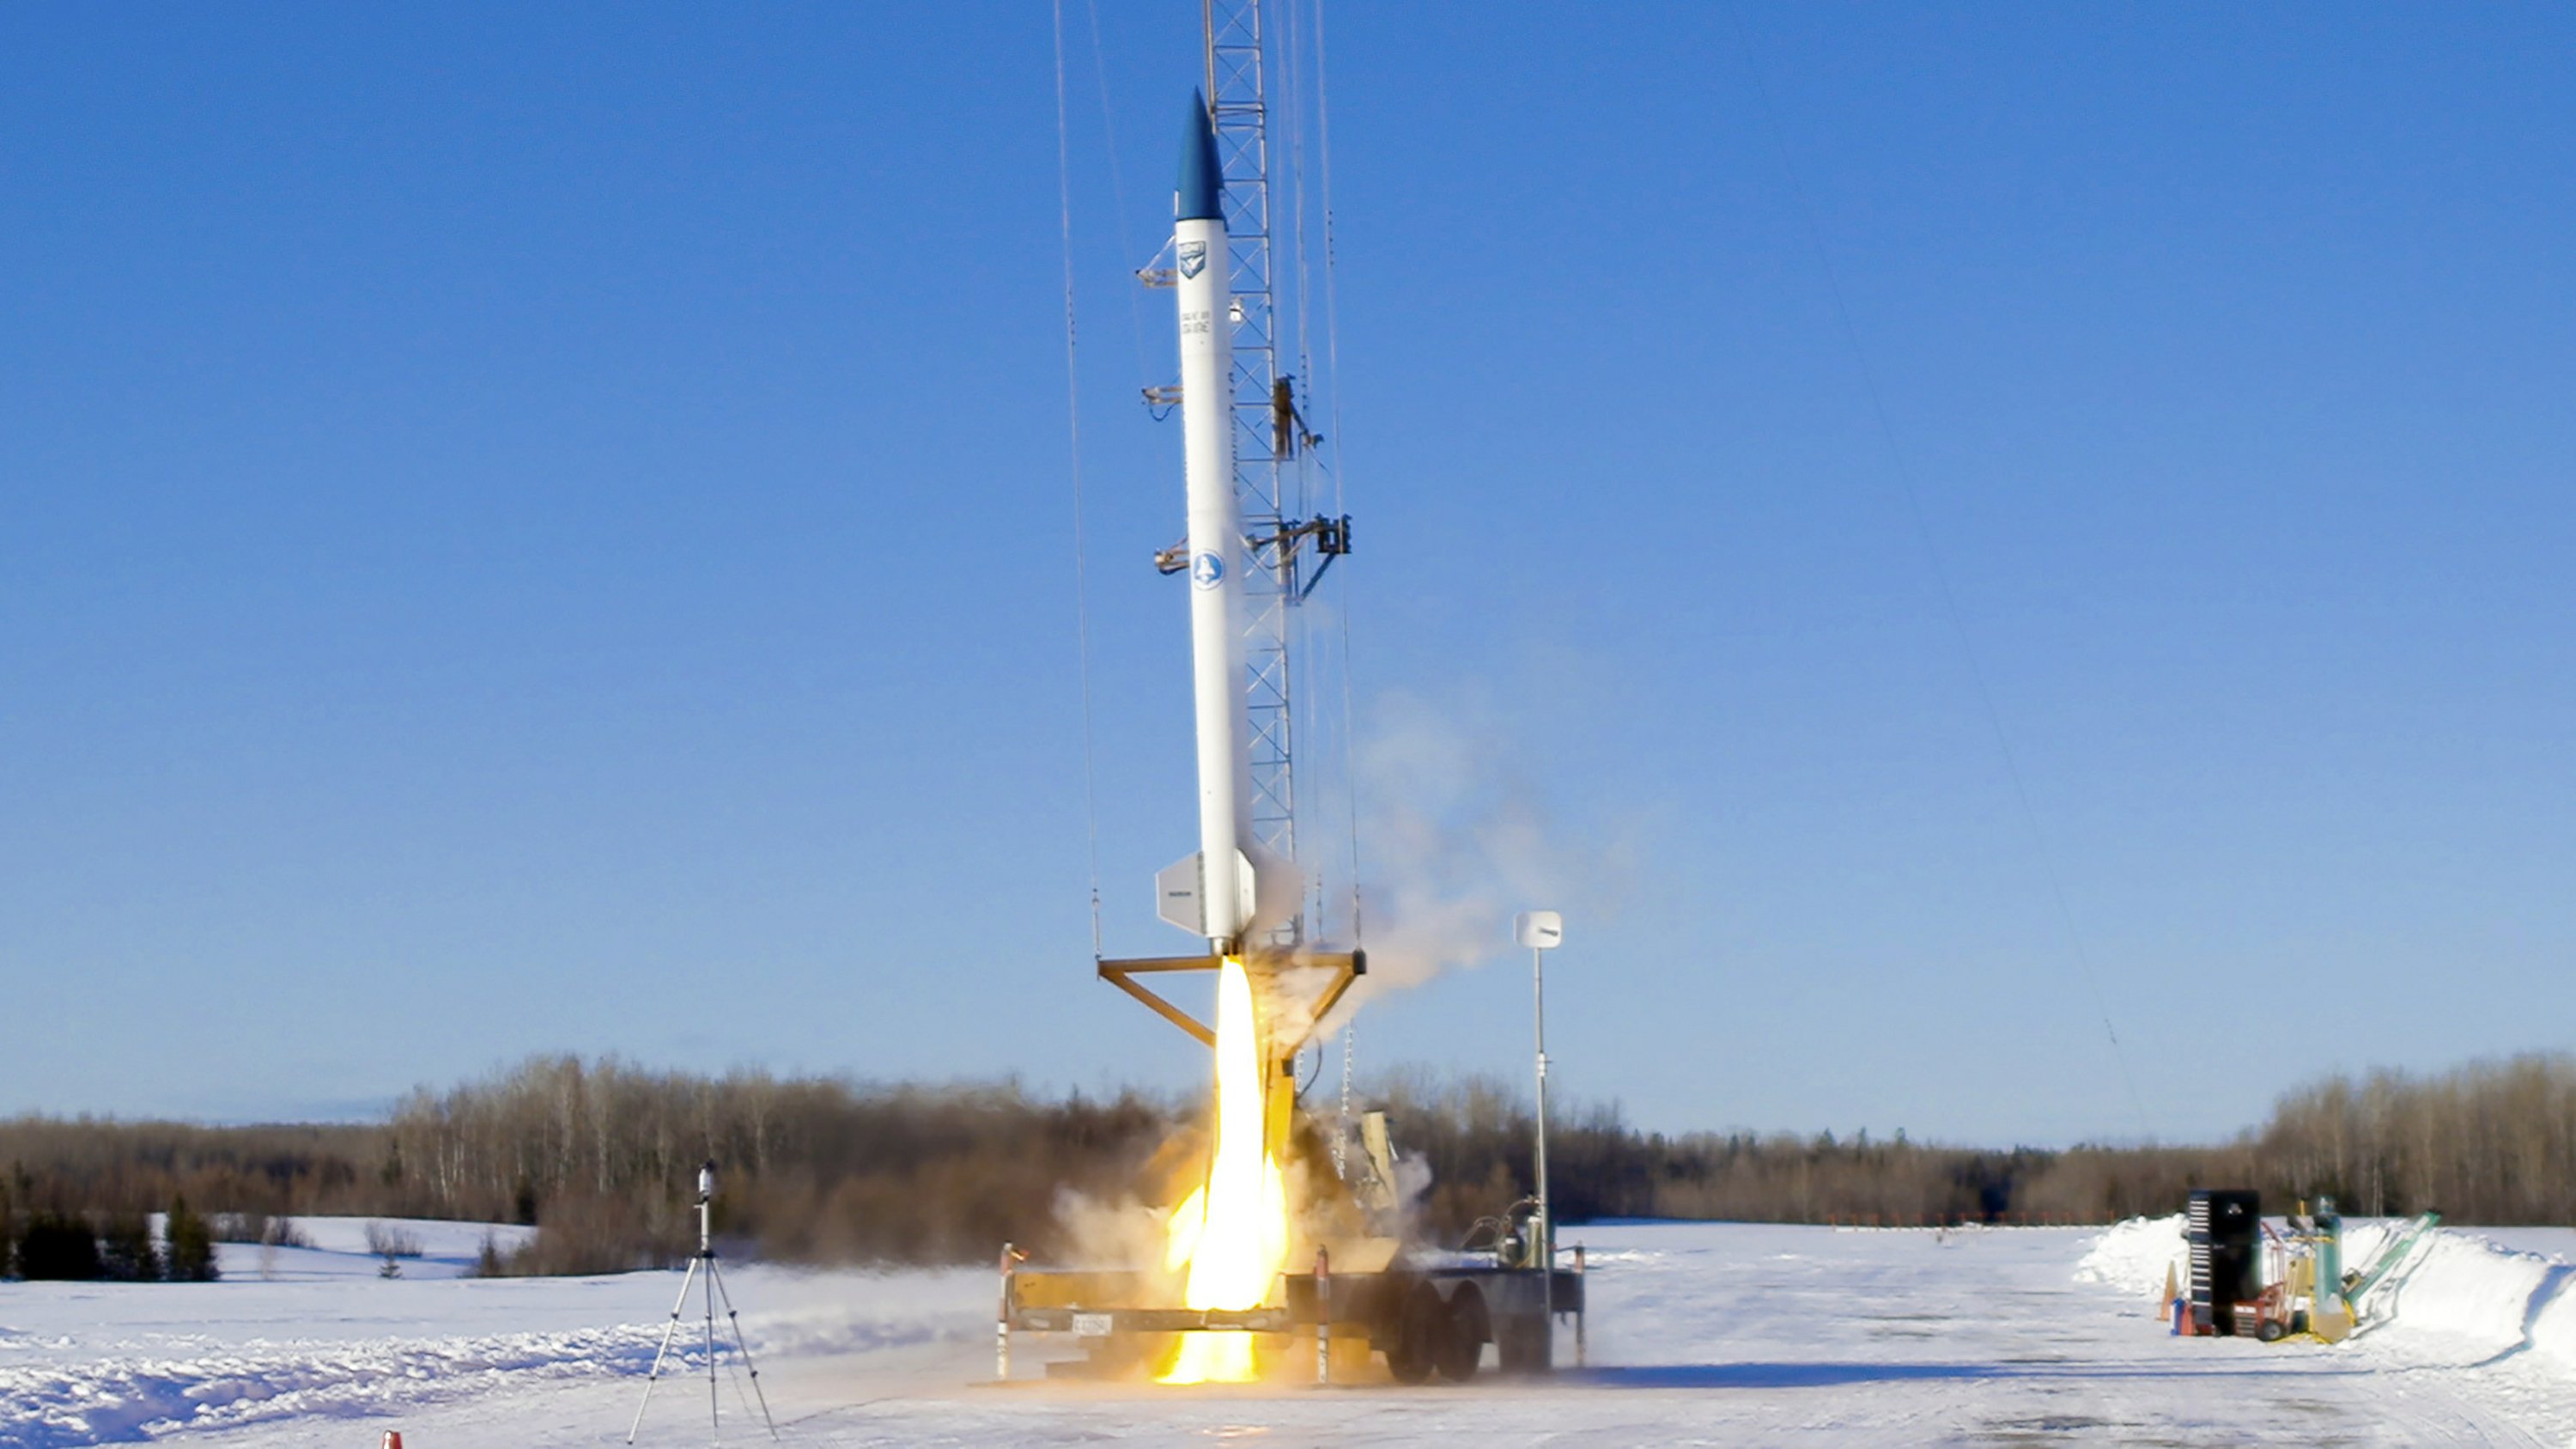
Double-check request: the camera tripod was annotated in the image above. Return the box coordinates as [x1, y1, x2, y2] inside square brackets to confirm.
[628, 1162, 777, 1444]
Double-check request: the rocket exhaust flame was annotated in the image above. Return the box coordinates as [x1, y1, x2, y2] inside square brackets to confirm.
[1157, 956, 1289, 1384]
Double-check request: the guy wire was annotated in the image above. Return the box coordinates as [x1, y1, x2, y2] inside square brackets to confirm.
[1054, 0, 1105, 956]
[1725, 2, 2153, 1141]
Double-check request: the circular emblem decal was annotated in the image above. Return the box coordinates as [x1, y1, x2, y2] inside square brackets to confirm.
[1191, 551, 1225, 589]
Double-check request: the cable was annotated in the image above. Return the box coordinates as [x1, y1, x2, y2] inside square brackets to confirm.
[1285, 0, 1315, 424]
[1336, 1022, 1355, 1178]
[1080, 0, 1156, 396]
[1054, 0, 1105, 958]
[1724, 3, 2153, 1141]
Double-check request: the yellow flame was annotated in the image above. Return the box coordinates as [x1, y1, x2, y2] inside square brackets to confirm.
[1157, 955, 1289, 1384]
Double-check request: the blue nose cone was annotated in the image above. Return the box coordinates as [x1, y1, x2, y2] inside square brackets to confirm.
[1176, 89, 1224, 223]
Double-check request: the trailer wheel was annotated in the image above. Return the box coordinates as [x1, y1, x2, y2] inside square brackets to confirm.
[2257, 1318, 2285, 1343]
[1385, 1339, 1435, 1385]
[1437, 1287, 1488, 1383]
[1386, 1282, 1445, 1385]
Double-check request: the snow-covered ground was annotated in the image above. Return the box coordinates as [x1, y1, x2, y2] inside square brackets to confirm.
[7, 1217, 2576, 1446]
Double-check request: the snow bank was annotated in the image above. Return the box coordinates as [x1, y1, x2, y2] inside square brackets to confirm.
[2526, 1267, 2576, 1369]
[0, 1263, 981, 1449]
[2360, 1227, 2573, 1361]
[2074, 1215, 2185, 1298]
[2, 1322, 672, 1446]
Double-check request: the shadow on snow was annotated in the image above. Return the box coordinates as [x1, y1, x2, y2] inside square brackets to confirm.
[1575, 1361, 2372, 1390]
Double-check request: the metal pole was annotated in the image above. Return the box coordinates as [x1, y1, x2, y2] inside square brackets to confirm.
[627, 1255, 702, 1444]
[1314, 1245, 1331, 1385]
[996, 1243, 1016, 1382]
[1533, 945, 1552, 1331]
[702, 1194, 718, 1439]
[706, 1258, 779, 1439]
[1573, 1243, 1587, 1367]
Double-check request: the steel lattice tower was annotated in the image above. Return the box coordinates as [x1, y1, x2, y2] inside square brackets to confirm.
[1203, 0, 1300, 940]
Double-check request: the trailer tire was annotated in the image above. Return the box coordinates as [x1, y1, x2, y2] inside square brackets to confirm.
[1437, 1288, 1488, 1383]
[2257, 1319, 2285, 1343]
[1387, 1283, 1445, 1385]
[1385, 1340, 1435, 1385]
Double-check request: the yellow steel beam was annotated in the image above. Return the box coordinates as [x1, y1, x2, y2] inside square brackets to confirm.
[1095, 948, 1368, 1057]
[1097, 959, 1216, 1048]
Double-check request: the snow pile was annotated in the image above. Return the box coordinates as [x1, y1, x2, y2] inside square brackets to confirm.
[0, 1228, 989, 1449]
[0, 1298, 969, 1448]
[2, 1323, 682, 1447]
[2360, 1227, 2571, 1359]
[2073, 1215, 2185, 1298]
[2526, 1266, 2576, 1368]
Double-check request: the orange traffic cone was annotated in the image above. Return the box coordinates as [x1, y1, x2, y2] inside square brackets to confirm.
[381, 1434, 404, 1449]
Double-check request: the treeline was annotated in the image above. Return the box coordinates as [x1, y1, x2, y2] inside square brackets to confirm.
[0, 1116, 376, 1281]
[377, 1057, 1176, 1272]
[1961, 1056, 2576, 1225]
[1376, 1071, 2059, 1236]
[2251, 1054, 2576, 1221]
[0, 1117, 385, 1217]
[8, 1052, 2576, 1276]
[1388, 1054, 2576, 1233]
[1, 1062, 1176, 1277]
[0, 1187, 222, 1282]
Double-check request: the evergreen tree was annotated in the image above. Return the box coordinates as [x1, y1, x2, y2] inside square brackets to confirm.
[100, 1210, 162, 1282]
[18, 1211, 103, 1280]
[165, 1196, 219, 1282]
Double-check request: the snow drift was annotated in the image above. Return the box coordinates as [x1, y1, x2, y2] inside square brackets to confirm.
[2073, 1214, 2184, 1300]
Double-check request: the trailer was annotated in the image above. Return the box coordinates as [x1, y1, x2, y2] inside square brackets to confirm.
[1000, 1240, 1588, 1385]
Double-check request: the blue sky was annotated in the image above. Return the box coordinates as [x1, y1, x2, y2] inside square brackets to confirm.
[3, 3, 2568, 1146]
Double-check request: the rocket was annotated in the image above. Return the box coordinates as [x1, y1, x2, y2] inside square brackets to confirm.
[1157, 91, 1260, 954]
[1096, 92, 1362, 1052]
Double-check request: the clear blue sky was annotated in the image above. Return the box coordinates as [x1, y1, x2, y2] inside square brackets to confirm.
[3, 3, 2568, 1146]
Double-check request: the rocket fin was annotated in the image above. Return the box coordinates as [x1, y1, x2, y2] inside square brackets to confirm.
[1157, 849, 1261, 941]
[1231, 849, 1258, 933]
[1158, 852, 1207, 936]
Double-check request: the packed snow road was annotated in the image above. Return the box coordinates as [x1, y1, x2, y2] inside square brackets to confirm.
[5, 1219, 2573, 1446]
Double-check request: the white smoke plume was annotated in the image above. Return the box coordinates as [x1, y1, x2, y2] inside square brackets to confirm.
[1294, 685, 1630, 1039]
[1051, 1187, 1180, 1278]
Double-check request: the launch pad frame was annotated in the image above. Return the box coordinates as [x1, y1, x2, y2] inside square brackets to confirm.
[1095, 948, 1363, 1051]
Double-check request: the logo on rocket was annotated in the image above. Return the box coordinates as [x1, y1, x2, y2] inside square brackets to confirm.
[1191, 551, 1224, 589]
[1177, 240, 1208, 279]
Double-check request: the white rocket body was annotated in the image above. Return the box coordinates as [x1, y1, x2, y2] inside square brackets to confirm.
[1157, 94, 1259, 953]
